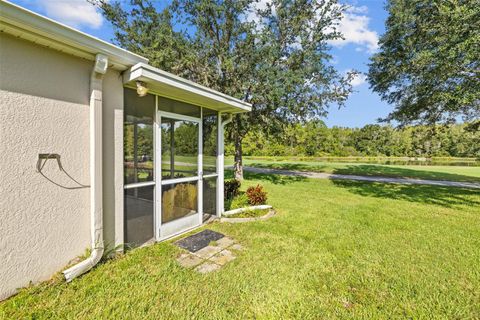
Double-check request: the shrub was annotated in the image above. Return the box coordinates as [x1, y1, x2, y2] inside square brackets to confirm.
[224, 179, 241, 200]
[230, 193, 249, 210]
[224, 198, 233, 211]
[246, 184, 268, 205]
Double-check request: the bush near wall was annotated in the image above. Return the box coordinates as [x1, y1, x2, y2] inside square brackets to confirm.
[224, 179, 241, 200]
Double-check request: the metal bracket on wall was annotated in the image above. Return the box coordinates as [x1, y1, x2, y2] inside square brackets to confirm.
[37, 153, 63, 172]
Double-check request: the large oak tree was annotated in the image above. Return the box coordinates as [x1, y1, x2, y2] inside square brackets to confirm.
[93, 0, 355, 179]
[368, 0, 480, 126]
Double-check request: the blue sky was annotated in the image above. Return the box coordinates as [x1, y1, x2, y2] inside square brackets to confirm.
[11, 0, 391, 128]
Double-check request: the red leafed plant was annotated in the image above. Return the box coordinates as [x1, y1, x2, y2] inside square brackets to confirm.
[246, 184, 268, 205]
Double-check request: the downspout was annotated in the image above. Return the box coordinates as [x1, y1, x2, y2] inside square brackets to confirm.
[63, 54, 108, 282]
[216, 113, 233, 217]
[222, 113, 233, 127]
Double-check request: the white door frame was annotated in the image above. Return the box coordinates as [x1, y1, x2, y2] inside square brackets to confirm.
[155, 109, 203, 240]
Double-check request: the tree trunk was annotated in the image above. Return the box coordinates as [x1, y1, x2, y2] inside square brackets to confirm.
[234, 132, 243, 181]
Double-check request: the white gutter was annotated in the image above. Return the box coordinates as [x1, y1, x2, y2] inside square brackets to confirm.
[0, 1, 148, 70]
[123, 63, 252, 113]
[216, 113, 234, 217]
[222, 113, 233, 127]
[63, 54, 108, 282]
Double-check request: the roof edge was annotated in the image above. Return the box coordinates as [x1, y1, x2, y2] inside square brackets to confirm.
[0, 1, 148, 68]
[129, 63, 252, 112]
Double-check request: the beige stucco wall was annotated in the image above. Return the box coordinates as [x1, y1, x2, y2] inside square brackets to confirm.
[102, 70, 124, 251]
[0, 34, 124, 300]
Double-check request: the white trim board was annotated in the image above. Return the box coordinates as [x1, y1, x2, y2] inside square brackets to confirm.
[0, 1, 147, 70]
[124, 63, 252, 113]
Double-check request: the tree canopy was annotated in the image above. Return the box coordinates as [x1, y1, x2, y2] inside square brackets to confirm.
[93, 0, 355, 179]
[368, 0, 480, 125]
[232, 122, 480, 158]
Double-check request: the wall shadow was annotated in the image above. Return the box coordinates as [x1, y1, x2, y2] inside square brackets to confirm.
[224, 169, 306, 185]
[248, 162, 330, 173]
[244, 171, 307, 185]
[248, 162, 479, 183]
[332, 164, 479, 183]
[331, 179, 480, 209]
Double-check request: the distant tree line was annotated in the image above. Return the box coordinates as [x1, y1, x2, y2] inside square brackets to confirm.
[226, 122, 480, 158]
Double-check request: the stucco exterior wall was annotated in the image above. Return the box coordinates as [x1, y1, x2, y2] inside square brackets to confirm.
[102, 70, 124, 251]
[0, 34, 92, 300]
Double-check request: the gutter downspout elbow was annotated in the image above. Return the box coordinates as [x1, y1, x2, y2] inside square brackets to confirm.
[63, 54, 108, 282]
[222, 113, 233, 127]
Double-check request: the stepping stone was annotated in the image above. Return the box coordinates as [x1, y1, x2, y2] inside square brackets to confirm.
[230, 243, 244, 251]
[176, 253, 203, 268]
[216, 237, 236, 248]
[193, 245, 223, 259]
[175, 229, 224, 252]
[195, 262, 221, 274]
[210, 250, 236, 266]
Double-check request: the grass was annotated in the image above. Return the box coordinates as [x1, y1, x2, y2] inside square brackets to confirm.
[2, 173, 479, 319]
[235, 157, 480, 183]
[225, 208, 269, 218]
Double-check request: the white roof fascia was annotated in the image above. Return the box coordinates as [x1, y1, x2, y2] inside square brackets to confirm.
[124, 63, 252, 113]
[0, 1, 148, 69]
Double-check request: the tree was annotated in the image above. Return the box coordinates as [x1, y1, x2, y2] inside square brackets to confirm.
[368, 0, 480, 126]
[93, 0, 355, 180]
[91, 0, 193, 73]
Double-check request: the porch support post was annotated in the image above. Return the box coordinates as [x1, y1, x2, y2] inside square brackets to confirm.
[216, 112, 224, 217]
[133, 122, 138, 198]
[216, 112, 233, 217]
[198, 108, 203, 225]
[170, 119, 175, 178]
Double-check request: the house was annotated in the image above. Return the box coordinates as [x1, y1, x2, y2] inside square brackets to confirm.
[0, 1, 251, 300]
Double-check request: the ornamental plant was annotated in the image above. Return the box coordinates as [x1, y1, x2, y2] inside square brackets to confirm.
[246, 185, 267, 206]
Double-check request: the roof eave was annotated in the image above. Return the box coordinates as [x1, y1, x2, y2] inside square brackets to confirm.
[0, 1, 148, 70]
[124, 63, 252, 113]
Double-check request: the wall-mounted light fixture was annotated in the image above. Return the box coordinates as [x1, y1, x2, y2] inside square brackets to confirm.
[136, 81, 148, 97]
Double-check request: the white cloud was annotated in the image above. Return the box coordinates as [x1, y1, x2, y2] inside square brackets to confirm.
[351, 73, 367, 87]
[346, 5, 368, 14]
[36, 0, 104, 29]
[244, 2, 378, 53]
[329, 5, 379, 53]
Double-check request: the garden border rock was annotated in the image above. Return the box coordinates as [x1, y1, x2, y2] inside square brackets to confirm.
[220, 209, 276, 223]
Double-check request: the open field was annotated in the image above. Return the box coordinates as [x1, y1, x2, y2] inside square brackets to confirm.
[2, 172, 479, 319]
[228, 157, 480, 183]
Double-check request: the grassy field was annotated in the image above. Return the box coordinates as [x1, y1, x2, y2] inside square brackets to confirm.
[2, 172, 479, 319]
[232, 157, 480, 183]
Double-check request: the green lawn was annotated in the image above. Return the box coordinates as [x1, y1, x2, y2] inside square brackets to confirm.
[235, 157, 480, 183]
[2, 173, 479, 319]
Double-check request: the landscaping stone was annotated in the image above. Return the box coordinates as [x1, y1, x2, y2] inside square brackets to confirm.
[220, 209, 276, 223]
[195, 262, 221, 274]
[176, 253, 203, 268]
[230, 243, 244, 251]
[216, 237, 236, 248]
[193, 245, 223, 259]
[175, 233, 243, 273]
[210, 250, 236, 266]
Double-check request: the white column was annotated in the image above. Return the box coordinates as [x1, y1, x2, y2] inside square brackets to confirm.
[216, 112, 224, 217]
[170, 119, 174, 178]
[198, 108, 203, 224]
[154, 96, 161, 240]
